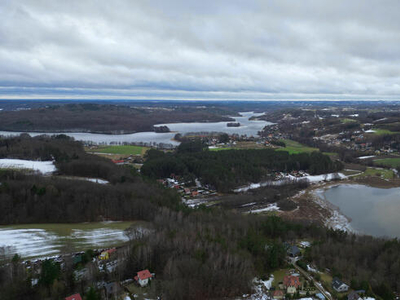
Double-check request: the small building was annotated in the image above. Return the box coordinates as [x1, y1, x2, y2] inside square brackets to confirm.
[65, 294, 82, 300]
[272, 290, 285, 299]
[287, 245, 301, 257]
[99, 248, 116, 260]
[283, 275, 301, 294]
[332, 277, 349, 293]
[134, 269, 153, 287]
[348, 291, 362, 300]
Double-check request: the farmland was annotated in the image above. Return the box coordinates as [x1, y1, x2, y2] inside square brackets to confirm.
[277, 139, 319, 154]
[374, 157, 400, 168]
[89, 145, 148, 155]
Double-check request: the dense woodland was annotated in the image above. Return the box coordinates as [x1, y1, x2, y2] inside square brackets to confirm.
[0, 135, 180, 224]
[142, 141, 343, 191]
[0, 103, 233, 133]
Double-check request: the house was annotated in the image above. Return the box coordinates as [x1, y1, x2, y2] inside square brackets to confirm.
[283, 275, 301, 294]
[99, 248, 117, 260]
[287, 245, 301, 257]
[348, 291, 362, 300]
[65, 294, 82, 300]
[272, 290, 285, 299]
[134, 269, 153, 287]
[332, 277, 349, 292]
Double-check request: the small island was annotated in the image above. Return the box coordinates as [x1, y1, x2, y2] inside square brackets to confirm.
[227, 122, 240, 127]
[154, 125, 170, 133]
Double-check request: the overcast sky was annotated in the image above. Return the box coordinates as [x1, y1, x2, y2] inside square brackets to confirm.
[1, 0, 400, 101]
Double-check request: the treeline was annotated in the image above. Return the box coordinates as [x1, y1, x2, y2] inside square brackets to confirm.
[0, 103, 233, 133]
[142, 141, 343, 192]
[0, 171, 179, 224]
[0, 135, 181, 224]
[1, 134, 138, 183]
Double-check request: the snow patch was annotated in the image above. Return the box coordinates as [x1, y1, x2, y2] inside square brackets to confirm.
[247, 203, 280, 214]
[235, 173, 347, 192]
[357, 155, 375, 160]
[0, 159, 56, 174]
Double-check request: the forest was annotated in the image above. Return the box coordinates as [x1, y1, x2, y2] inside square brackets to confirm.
[141, 141, 343, 191]
[0, 135, 181, 224]
[0, 103, 233, 133]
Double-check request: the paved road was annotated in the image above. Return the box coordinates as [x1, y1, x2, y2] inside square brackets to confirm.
[290, 258, 333, 300]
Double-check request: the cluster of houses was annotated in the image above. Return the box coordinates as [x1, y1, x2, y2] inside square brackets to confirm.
[23, 247, 156, 300]
[65, 268, 154, 300]
[157, 175, 217, 199]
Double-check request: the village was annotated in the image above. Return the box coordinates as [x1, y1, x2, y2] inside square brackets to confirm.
[16, 238, 381, 300]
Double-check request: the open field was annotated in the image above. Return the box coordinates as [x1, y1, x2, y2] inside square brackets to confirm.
[374, 157, 400, 168]
[370, 128, 399, 135]
[209, 141, 270, 151]
[0, 221, 146, 259]
[88, 145, 148, 155]
[271, 269, 288, 288]
[355, 167, 395, 180]
[277, 140, 319, 154]
[340, 118, 357, 123]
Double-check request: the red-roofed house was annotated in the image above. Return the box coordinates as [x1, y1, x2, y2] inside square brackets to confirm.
[65, 294, 82, 300]
[134, 269, 153, 287]
[283, 275, 301, 294]
[272, 290, 284, 299]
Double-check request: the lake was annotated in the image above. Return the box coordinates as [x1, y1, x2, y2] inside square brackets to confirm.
[316, 184, 400, 238]
[0, 111, 272, 146]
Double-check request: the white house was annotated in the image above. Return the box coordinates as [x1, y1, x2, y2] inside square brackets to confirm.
[134, 269, 153, 287]
[332, 277, 349, 292]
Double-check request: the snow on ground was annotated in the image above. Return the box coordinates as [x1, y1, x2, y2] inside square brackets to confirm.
[364, 297, 375, 300]
[325, 210, 355, 232]
[83, 178, 109, 184]
[247, 203, 280, 214]
[0, 226, 131, 259]
[242, 276, 273, 300]
[313, 188, 356, 233]
[307, 264, 319, 273]
[0, 159, 56, 174]
[357, 155, 375, 160]
[235, 173, 347, 192]
[364, 129, 376, 133]
[241, 202, 257, 207]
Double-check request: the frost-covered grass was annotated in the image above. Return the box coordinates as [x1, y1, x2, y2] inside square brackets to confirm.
[0, 221, 145, 259]
[0, 159, 56, 174]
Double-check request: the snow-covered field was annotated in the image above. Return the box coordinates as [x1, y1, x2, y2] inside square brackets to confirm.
[247, 203, 280, 214]
[0, 225, 132, 259]
[0, 159, 56, 174]
[234, 173, 347, 192]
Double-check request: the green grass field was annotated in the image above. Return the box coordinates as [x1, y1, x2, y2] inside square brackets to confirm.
[209, 147, 231, 151]
[370, 128, 399, 135]
[90, 145, 148, 155]
[355, 167, 395, 180]
[374, 158, 400, 168]
[341, 118, 357, 124]
[277, 139, 319, 154]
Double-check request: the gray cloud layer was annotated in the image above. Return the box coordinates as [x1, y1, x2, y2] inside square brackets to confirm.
[1, 0, 400, 100]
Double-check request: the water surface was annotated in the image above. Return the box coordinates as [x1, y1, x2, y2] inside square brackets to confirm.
[317, 184, 400, 238]
[0, 112, 271, 146]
